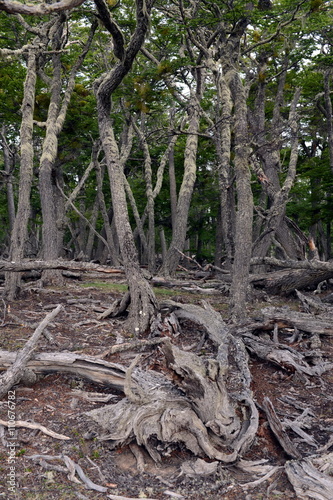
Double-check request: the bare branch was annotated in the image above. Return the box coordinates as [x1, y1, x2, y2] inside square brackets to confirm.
[0, 0, 86, 15]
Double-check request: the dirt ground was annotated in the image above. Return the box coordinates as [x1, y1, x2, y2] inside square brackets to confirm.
[0, 271, 332, 499]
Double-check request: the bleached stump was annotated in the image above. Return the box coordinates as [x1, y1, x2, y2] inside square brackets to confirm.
[86, 301, 259, 464]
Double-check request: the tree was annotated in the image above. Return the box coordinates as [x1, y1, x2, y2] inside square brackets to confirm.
[93, 0, 157, 333]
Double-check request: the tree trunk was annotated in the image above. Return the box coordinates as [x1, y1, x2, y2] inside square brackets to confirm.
[229, 72, 254, 321]
[39, 16, 96, 284]
[211, 62, 235, 268]
[251, 61, 303, 266]
[169, 137, 177, 230]
[95, 160, 120, 265]
[39, 16, 67, 285]
[4, 50, 37, 299]
[324, 69, 333, 174]
[132, 118, 155, 273]
[0, 126, 16, 235]
[94, 0, 156, 334]
[162, 71, 205, 276]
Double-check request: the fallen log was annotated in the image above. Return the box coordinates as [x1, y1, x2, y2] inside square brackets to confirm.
[251, 268, 333, 295]
[260, 306, 333, 337]
[240, 332, 331, 376]
[0, 350, 131, 392]
[0, 259, 124, 274]
[251, 256, 333, 271]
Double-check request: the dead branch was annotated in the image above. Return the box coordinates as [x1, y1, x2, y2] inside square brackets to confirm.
[27, 454, 107, 492]
[260, 306, 333, 337]
[0, 304, 63, 398]
[0, 419, 70, 440]
[262, 397, 301, 459]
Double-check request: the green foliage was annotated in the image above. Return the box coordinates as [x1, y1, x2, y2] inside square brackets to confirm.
[0, 0, 333, 261]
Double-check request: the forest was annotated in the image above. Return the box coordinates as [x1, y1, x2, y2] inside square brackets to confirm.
[0, 0, 333, 499]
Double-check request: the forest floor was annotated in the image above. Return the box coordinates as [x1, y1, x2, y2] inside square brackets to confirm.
[0, 271, 332, 500]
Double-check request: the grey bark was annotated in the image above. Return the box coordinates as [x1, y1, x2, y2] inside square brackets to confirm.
[95, 160, 120, 265]
[4, 50, 37, 299]
[131, 118, 155, 272]
[210, 62, 235, 267]
[252, 87, 302, 267]
[94, 0, 157, 334]
[38, 17, 96, 284]
[323, 69, 333, 174]
[229, 71, 254, 321]
[0, 126, 16, 234]
[162, 71, 205, 276]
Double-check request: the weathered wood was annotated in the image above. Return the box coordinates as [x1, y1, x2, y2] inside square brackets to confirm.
[159, 299, 229, 347]
[241, 332, 333, 375]
[0, 259, 124, 274]
[251, 267, 333, 295]
[251, 256, 333, 272]
[262, 397, 301, 459]
[0, 305, 63, 398]
[260, 306, 333, 337]
[0, 419, 70, 440]
[285, 455, 333, 500]
[85, 340, 257, 463]
[0, 350, 129, 391]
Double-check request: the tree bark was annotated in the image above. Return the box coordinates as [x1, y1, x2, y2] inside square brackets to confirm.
[4, 50, 37, 299]
[39, 16, 96, 285]
[162, 70, 204, 276]
[229, 71, 254, 321]
[252, 87, 302, 266]
[0, 126, 16, 235]
[94, 0, 157, 334]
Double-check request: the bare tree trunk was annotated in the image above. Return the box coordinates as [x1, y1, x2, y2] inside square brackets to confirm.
[229, 72, 253, 321]
[252, 88, 301, 266]
[84, 195, 99, 260]
[95, 160, 120, 265]
[39, 16, 96, 284]
[211, 63, 235, 268]
[162, 71, 205, 276]
[94, 0, 157, 334]
[323, 69, 333, 174]
[251, 59, 303, 266]
[168, 137, 177, 230]
[132, 118, 155, 273]
[4, 50, 37, 299]
[0, 126, 16, 235]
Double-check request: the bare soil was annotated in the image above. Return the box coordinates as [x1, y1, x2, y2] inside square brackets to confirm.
[0, 272, 332, 499]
